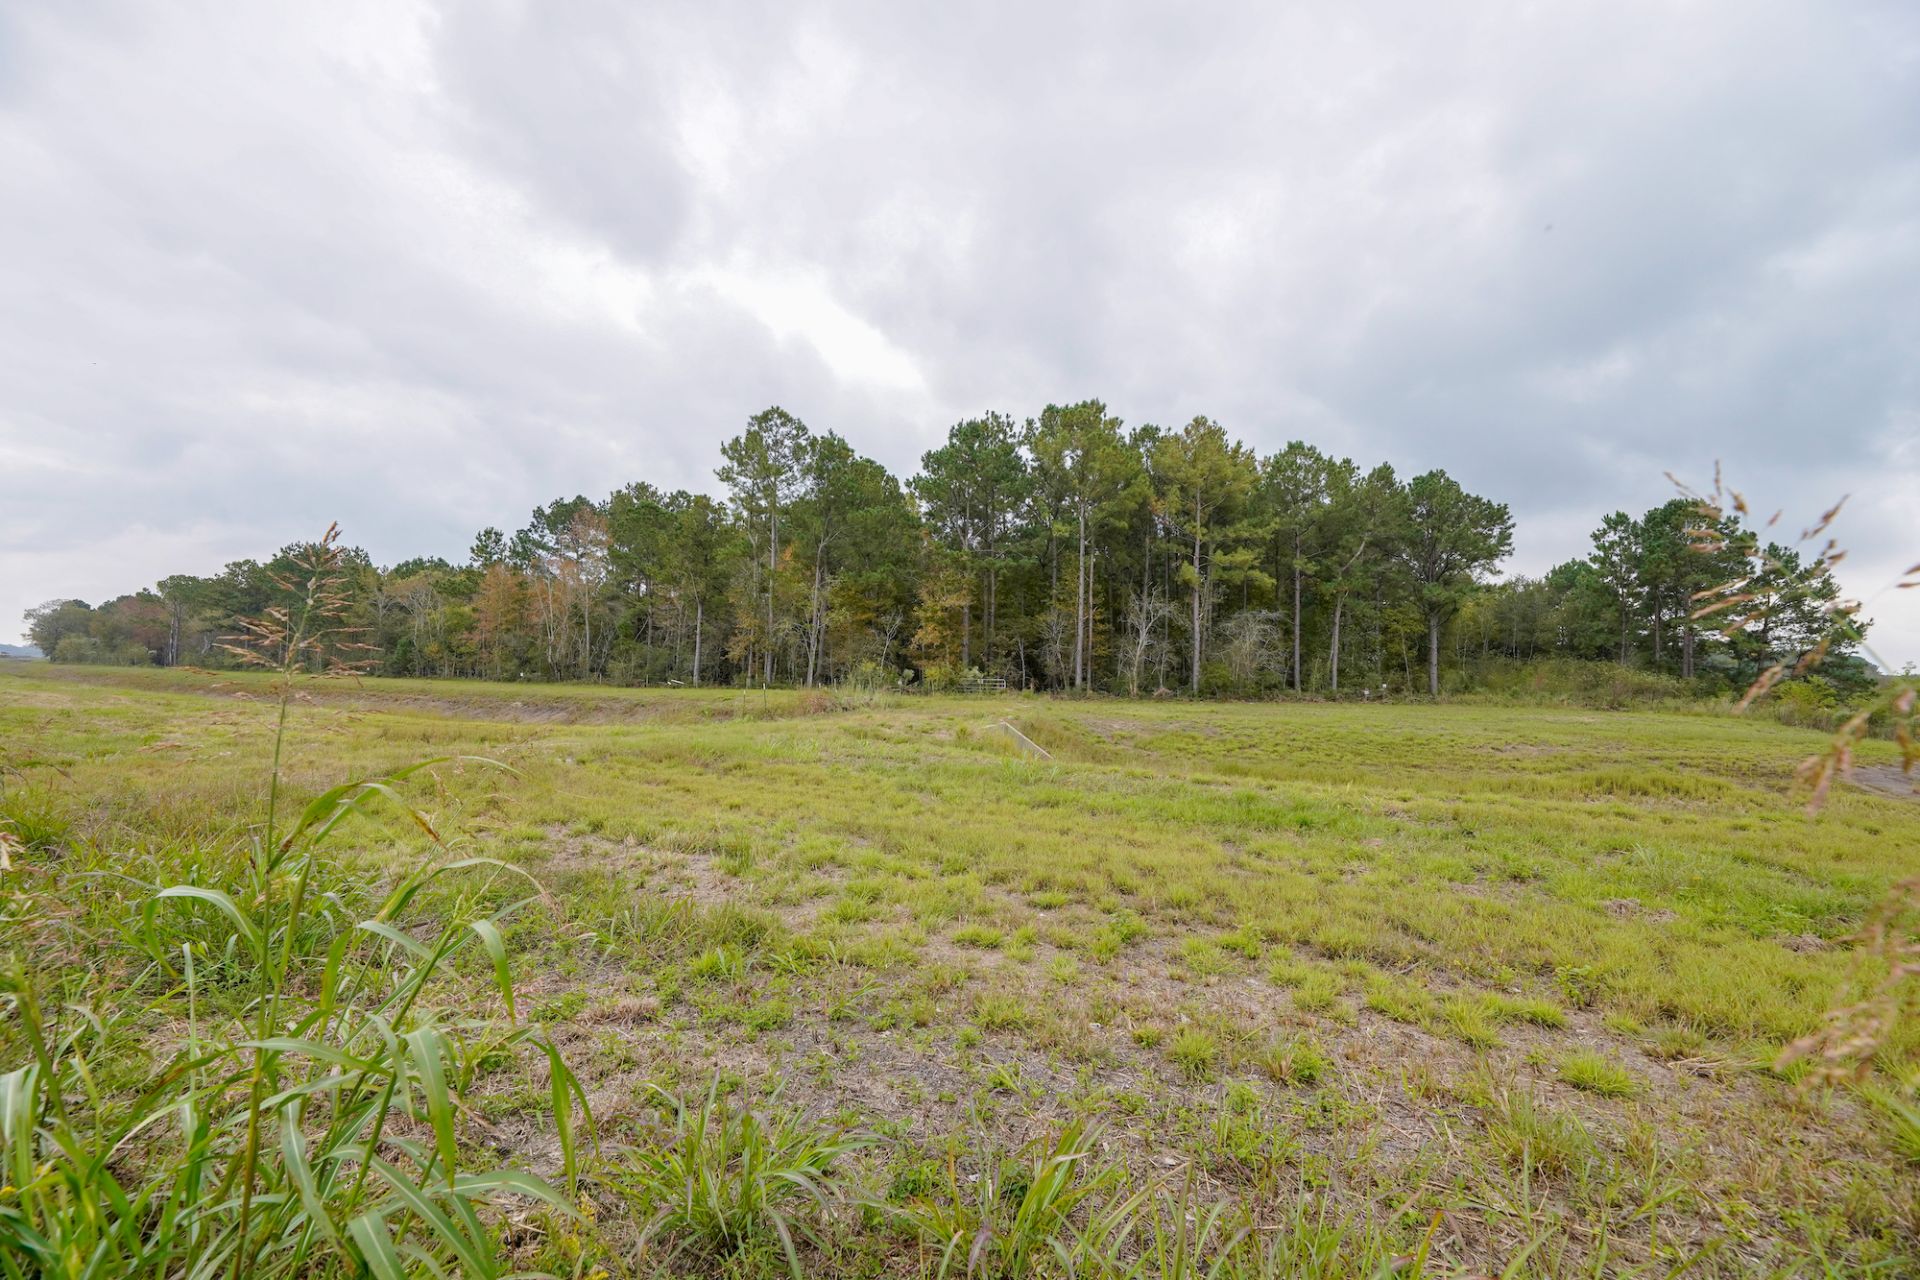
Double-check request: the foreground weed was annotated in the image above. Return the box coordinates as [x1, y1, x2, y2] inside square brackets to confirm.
[0, 788, 68, 853]
[1252, 1195, 1425, 1278]
[1071, 1178, 1423, 1280]
[986, 1061, 1025, 1093]
[1099, 1180, 1250, 1279]
[0, 527, 585, 1279]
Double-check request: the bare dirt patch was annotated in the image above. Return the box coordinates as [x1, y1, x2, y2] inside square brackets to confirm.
[1851, 763, 1919, 801]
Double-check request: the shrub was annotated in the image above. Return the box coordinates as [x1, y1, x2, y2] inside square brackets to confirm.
[51, 634, 153, 666]
[1466, 657, 1702, 709]
[1767, 679, 1842, 730]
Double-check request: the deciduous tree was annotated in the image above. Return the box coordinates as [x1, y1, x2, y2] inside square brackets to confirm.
[1400, 471, 1514, 695]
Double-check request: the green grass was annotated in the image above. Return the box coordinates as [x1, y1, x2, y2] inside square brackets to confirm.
[3, 662, 1917, 1275]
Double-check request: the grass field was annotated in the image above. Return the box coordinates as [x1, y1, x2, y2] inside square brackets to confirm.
[3, 662, 1917, 1277]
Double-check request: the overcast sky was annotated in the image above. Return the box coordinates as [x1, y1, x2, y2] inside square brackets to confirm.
[3, 1, 1916, 666]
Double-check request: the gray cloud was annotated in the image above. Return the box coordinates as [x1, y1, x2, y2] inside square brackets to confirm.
[3, 0, 1915, 663]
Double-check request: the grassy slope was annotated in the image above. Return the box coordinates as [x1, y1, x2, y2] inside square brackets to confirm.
[3, 662, 1916, 1275]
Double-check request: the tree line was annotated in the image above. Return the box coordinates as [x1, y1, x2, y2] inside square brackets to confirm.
[24, 403, 1867, 697]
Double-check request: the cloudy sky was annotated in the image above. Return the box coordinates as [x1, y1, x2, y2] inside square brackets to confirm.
[3, 1, 1916, 665]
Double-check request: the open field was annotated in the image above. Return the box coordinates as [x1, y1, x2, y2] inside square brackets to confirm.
[3, 662, 1918, 1277]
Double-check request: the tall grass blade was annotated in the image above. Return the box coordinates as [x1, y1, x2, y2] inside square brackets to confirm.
[404, 1027, 459, 1184]
[470, 919, 515, 1020]
[348, 1212, 410, 1280]
[154, 887, 263, 960]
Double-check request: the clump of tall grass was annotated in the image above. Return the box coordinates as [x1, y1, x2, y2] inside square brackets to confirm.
[1168, 1027, 1220, 1081]
[1086, 1179, 1248, 1279]
[1480, 1082, 1597, 1177]
[892, 1123, 1136, 1279]
[1861, 1087, 1920, 1165]
[0, 526, 586, 1278]
[1258, 1034, 1332, 1086]
[0, 787, 68, 855]
[893, 1132, 1426, 1280]
[1558, 1050, 1639, 1098]
[610, 1079, 866, 1278]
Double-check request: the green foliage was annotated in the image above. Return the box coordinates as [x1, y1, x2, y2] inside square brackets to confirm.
[953, 923, 1005, 949]
[1466, 657, 1701, 709]
[31, 396, 1877, 702]
[1400, 469, 1516, 696]
[690, 944, 748, 982]
[973, 992, 1033, 1031]
[0, 549, 589, 1279]
[1156, 417, 1262, 695]
[0, 789, 69, 853]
